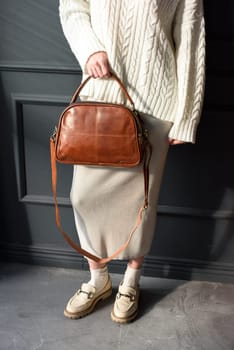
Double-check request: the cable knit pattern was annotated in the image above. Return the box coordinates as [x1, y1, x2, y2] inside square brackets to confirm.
[59, 0, 206, 143]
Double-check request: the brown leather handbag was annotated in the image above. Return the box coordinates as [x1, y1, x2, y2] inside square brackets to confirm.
[50, 73, 152, 264]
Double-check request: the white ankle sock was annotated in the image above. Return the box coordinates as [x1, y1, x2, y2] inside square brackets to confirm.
[88, 266, 109, 292]
[122, 265, 141, 288]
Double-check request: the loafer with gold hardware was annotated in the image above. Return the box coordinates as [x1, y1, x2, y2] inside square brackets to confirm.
[64, 277, 112, 319]
[111, 282, 139, 323]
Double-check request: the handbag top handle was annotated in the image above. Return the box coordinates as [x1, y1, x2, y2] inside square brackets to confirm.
[70, 72, 135, 110]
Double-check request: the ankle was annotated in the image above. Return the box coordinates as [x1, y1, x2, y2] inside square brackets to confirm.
[128, 256, 144, 269]
[87, 259, 106, 270]
[88, 265, 109, 292]
[122, 264, 142, 289]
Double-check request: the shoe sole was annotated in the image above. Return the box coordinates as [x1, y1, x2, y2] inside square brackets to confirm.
[110, 309, 138, 324]
[64, 288, 112, 319]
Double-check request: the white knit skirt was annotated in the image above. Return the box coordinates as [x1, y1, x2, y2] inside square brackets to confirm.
[70, 114, 172, 260]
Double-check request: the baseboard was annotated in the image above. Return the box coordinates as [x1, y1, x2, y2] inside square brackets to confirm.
[143, 255, 234, 283]
[0, 243, 234, 283]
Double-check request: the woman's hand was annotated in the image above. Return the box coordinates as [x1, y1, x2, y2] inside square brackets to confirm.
[168, 138, 186, 145]
[86, 51, 111, 78]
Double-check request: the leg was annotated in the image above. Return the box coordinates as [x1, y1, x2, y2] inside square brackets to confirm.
[87, 259, 106, 270]
[123, 256, 144, 288]
[64, 259, 112, 319]
[128, 256, 144, 269]
[111, 257, 144, 324]
[87, 259, 110, 291]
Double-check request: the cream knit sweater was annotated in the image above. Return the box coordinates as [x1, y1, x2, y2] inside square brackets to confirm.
[59, 0, 206, 143]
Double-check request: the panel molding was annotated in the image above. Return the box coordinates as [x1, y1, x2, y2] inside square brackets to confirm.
[11, 93, 70, 202]
[0, 62, 81, 75]
[1, 243, 234, 283]
[10, 93, 234, 220]
[21, 194, 71, 206]
[0, 61, 234, 76]
[20, 195, 234, 220]
[11, 93, 70, 107]
[158, 205, 234, 219]
[17, 191, 234, 220]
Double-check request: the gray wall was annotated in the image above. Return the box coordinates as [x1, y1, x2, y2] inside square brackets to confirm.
[0, 0, 234, 282]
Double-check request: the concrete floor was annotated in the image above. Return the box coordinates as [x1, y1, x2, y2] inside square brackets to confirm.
[0, 262, 234, 350]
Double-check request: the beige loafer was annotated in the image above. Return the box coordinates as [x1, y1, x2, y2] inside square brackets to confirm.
[111, 282, 139, 323]
[64, 276, 112, 319]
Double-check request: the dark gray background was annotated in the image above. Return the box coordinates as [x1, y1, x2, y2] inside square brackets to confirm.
[0, 0, 233, 282]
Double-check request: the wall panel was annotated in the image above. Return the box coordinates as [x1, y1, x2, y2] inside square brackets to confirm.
[0, 0, 234, 282]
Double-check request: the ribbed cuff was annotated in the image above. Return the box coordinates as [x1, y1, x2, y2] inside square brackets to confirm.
[168, 118, 199, 144]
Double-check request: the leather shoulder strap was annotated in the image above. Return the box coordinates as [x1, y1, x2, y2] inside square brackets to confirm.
[50, 137, 151, 264]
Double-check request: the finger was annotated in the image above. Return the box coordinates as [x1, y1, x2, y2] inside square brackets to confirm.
[168, 138, 174, 144]
[100, 61, 111, 77]
[171, 141, 186, 145]
[89, 66, 99, 78]
[93, 61, 110, 78]
[88, 62, 110, 78]
[95, 64, 104, 78]
[87, 60, 102, 77]
[87, 65, 93, 77]
[92, 62, 108, 78]
[175, 141, 185, 144]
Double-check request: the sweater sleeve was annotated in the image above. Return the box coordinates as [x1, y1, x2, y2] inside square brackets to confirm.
[59, 0, 106, 73]
[169, 0, 206, 143]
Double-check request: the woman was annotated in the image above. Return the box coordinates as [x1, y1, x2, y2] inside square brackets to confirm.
[59, 0, 205, 323]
